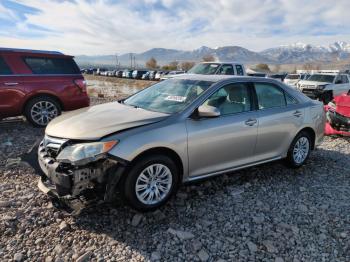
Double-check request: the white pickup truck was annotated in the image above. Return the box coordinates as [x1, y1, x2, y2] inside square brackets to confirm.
[161, 62, 246, 80]
[297, 73, 350, 104]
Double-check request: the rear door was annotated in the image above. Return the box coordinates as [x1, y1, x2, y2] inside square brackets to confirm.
[0, 56, 25, 118]
[21, 56, 84, 110]
[253, 81, 304, 161]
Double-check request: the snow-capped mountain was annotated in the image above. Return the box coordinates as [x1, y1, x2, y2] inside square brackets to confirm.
[329, 41, 350, 52]
[261, 41, 350, 63]
[75, 41, 350, 66]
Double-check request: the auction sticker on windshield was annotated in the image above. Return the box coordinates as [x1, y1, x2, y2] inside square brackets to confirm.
[165, 96, 187, 102]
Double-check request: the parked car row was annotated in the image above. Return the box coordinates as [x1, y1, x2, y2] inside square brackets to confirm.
[83, 62, 248, 81]
[83, 68, 188, 81]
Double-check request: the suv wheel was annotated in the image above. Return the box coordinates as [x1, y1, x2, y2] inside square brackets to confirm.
[285, 131, 312, 168]
[121, 155, 179, 211]
[24, 96, 61, 127]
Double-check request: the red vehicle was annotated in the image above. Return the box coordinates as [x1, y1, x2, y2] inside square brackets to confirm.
[325, 91, 350, 136]
[0, 48, 89, 127]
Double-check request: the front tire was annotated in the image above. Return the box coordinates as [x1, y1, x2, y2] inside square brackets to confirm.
[121, 155, 179, 211]
[24, 96, 61, 127]
[285, 131, 312, 168]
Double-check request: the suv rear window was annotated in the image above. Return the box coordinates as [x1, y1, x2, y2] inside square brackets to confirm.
[23, 57, 80, 75]
[0, 57, 12, 75]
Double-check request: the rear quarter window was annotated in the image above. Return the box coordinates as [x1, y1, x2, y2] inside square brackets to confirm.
[23, 57, 80, 75]
[0, 56, 12, 75]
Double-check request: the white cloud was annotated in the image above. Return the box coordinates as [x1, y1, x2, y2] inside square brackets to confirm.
[2, 0, 350, 55]
[0, 2, 19, 21]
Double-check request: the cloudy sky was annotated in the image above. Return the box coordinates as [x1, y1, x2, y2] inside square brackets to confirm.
[0, 0, 350, 55]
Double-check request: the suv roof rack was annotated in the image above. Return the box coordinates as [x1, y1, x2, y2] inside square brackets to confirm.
[0, 47, 64, 55]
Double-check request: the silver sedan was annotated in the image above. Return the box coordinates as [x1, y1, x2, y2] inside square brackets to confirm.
[38, 75, 325, 212]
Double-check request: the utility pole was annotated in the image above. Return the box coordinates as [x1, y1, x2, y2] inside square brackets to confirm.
[115, 53, 118, 70]
[130, 53, 133, 69]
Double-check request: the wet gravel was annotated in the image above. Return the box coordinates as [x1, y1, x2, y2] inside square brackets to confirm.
[0, 97, 349, 262]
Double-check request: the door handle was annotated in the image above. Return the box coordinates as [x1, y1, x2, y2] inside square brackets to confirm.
[293, 110, 303, 117]
[4, 82, 19, 86]
[245, 118, 257, 126]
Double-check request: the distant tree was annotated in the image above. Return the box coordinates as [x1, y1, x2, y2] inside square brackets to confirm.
[302, 63, 322, 71]
[255, 63, 271, 72]
[314, 63, 321, 70]
[169, 61, 179, 70]
[161, 61, 181, 71]
[161, 65, 170, 71]
[181, 61, 196, 71]
[202, 55, 215, 62]
[146, 57, 158, 69]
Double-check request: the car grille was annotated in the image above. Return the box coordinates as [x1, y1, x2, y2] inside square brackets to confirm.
[42, 135, 68, 158]
[301, 85, 316, 90]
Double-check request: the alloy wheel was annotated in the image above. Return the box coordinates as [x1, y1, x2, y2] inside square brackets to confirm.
[30, 101, 58, 126]
[135, 164, 173, 205]
[292, 136, 310, 164]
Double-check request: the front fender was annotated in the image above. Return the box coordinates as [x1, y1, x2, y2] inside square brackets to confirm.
[106, 121, 189, 178]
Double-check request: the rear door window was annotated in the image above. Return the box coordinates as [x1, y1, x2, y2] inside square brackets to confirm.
[341, 75, 349, 83]
[23, 57, 80, 75]
[217, 64, 234, 75]
[0, 56, 12, 75]
[235, 65, 244, 75]
[254, 82, 287, 109]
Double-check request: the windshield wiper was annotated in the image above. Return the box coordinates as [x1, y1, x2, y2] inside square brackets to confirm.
[123, 102, 139, 109]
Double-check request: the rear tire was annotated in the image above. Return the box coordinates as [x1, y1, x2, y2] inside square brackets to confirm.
[24, 96, 61, 127]
[121, 155, 179, 211]
[285, 131, 312, 168]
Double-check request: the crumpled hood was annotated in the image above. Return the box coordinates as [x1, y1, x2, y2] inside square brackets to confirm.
[45, 102, 169, 140]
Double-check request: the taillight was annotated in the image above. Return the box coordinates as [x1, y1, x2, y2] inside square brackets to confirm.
[74, 79, 87, 93]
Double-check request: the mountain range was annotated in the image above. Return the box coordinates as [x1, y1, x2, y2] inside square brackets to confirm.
[75, 41, 350, 67]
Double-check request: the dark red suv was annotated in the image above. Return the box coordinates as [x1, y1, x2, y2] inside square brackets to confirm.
[0, 48, 90, 127]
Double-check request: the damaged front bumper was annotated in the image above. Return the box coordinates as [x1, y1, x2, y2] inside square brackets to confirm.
[327, 110, 350, 133]
[37, 140, 127, 214]
[302, 88, 330, 102]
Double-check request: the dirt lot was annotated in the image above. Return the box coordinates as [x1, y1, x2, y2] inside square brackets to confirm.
[0, 90, 350, 261]
[84, 75, 156, 99]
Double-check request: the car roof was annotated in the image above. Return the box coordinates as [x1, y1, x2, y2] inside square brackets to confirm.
[0, 47, 71, 57]
[200, 61, 243, 65]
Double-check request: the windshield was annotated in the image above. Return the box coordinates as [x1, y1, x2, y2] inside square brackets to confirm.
[187, 63, 220, 75]
[124, 79, 213, 114]
[286, 74, 300, 80]
[307, 74, 335, 83]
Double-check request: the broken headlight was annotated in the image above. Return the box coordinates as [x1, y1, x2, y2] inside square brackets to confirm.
[57, 141, 118, 165]
[317, 85, 327, 90]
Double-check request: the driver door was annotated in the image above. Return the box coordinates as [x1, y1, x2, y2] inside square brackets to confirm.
[186, 82, 258, 178]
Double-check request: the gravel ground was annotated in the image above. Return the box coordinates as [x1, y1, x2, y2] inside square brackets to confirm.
[0, 97, 350, 262]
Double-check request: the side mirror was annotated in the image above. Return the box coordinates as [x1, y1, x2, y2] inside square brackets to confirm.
[197, 105, 221, 118]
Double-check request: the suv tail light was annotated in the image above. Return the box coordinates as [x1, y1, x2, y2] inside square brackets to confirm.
[74, 79, 87, 93]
